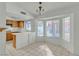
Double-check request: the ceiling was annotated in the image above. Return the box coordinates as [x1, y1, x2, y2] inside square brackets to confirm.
[6, 2, 79, 19]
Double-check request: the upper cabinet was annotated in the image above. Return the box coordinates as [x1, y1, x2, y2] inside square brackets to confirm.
[6, 20, 13, 27]
[12, 21, 24, 28]
[12, 21, 18, 27]
[18, 21, 24, 28]
[6, 20, 13, 25]
[6, 19, 24, 28]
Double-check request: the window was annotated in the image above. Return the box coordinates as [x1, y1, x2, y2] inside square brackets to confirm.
[46, 20, 59, 37]
[25, 21, 31, 31]
[63, 17, 70, 42]
[46, 21, 53, 37]
[37, 21, 44, 36]
[53, 20, 60, 37]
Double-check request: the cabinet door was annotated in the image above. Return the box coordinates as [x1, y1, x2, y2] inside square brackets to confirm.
[18, 21, 24, 28]
[12, 21, 18, 27]
[6, 32, 13, 41]
[16, 33, 28, 49]
[29, 32, 35, 44]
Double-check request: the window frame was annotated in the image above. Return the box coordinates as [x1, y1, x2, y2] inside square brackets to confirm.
[25, 20, 31, 32]
[36, 21, 44, 37]
[62, 16, 71, 42]
[45, 19, 60, 38]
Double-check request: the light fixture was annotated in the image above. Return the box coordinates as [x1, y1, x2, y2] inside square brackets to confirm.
[36, 2, 44, 15]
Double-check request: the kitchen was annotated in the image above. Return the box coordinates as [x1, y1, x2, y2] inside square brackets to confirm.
[6, 17, 35, 49]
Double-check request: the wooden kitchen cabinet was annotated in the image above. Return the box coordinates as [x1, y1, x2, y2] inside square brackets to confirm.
[6, 20, 13, 27]
[11, 21, 24, 28]
[6, 20, 13, 25]
[18, 21, 24, 28]
[12, 21, 18, 27]
[0, 28, 6, 32]
[6, 32, 13, 41]
[0, 28, 3, 32]
[6, 19, 24, 28]
[13, 35, 16, 48]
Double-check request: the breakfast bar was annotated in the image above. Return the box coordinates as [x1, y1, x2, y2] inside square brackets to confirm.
[12, 32, 35, 49]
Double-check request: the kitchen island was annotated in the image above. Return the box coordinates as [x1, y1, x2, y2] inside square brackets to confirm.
[12, 32, 35, 49]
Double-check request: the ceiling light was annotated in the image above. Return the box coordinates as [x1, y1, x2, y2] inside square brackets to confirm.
[36, 2, 44, 15]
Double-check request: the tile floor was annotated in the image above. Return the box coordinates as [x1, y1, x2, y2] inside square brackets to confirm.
[6, 41, 72, 56]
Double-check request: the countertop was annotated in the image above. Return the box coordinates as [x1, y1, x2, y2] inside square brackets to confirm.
[0, 28, 6, 32]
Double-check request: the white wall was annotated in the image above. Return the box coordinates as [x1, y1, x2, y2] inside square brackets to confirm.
[0, 32, 6, 55]
[0, 3, 6, 27]
[0, 3, 6, 55]
[73, 10, 79, 55]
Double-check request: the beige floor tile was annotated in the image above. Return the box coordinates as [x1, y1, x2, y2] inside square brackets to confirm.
[6, 41, 72, 56]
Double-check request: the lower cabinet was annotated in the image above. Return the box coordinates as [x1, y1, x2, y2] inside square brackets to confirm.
[15, 33, 28, 49]
[28, 32, 35, 44]
[13, 32, 35, 49]
[6, 32, 13, 41]
[13, 35, 16, 48]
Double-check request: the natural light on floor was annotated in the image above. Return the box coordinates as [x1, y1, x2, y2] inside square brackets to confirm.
[39, 45, 54, 56]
